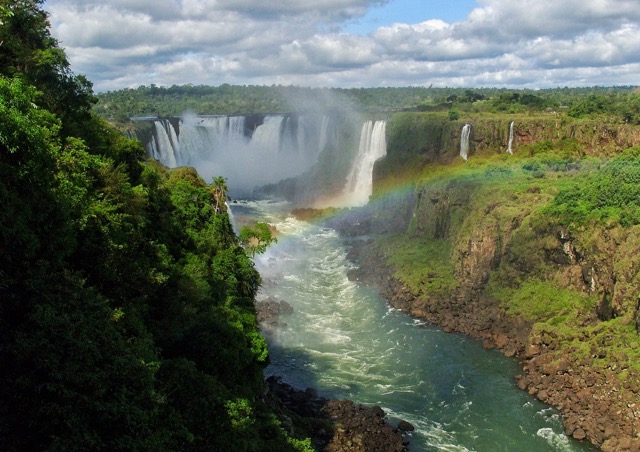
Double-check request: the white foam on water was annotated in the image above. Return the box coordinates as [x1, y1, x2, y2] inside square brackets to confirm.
[537, 428, 573, 450]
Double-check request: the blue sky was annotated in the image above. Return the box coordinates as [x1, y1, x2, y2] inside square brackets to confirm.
[44, 0, 640, 91]
[343, 0, 478, 35]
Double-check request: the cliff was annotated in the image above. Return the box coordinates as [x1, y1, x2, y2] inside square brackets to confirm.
[349, 113, 640, 450]
[375, 113, 640, 185]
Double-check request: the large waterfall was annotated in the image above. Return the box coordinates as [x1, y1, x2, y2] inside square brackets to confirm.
[507, 121, 515, 155]
[146, 114, 338, 196]
[460, 123, 471, 161]
[149, 119, 180, 167]
[341, 120, 387, 207]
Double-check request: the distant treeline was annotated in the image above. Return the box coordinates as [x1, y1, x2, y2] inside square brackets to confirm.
[96, 84, 640, 124]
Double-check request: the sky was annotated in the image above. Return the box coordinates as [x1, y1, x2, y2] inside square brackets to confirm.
[43, 0, 640, 92]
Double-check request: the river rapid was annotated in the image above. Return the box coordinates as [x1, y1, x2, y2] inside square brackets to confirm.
[232, 199, 594, 452]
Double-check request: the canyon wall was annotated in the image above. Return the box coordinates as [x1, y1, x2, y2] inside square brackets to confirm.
[354, 113, 640, 450]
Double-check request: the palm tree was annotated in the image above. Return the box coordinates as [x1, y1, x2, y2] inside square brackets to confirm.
[211, 176, 228, 213]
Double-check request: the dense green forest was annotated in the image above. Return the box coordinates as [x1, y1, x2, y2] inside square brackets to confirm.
[0, 1, 309, 450]
[95, 82, 640, 124]
[4, 1, 640, 450]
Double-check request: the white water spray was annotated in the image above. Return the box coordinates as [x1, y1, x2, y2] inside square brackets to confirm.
[147, 114, 334, 196]
[507, 121, 515, 155]
[460, 123, 471, 161]
[341, 120, 387, 207]
[152, 120, 179, 167]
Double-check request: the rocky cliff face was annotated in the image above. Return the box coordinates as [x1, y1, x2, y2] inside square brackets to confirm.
[377, 114, 640, 180]
[466, 119, 640, 156]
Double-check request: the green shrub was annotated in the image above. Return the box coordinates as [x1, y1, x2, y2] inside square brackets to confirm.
[545, 147, 640, 226]
[490, 278, 595, 322]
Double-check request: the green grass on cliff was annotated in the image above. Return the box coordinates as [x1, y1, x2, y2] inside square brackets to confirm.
[376, 234, 458, 297]
[532, 316, 640, 375]
[488, 278, 596, 323]
[544, 147, 640, 227]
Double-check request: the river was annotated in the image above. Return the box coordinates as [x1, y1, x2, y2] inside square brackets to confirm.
[230, 199, 595, 452]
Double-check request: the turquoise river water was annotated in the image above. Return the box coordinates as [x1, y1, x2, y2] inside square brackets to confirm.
[233, 200, 595, 452]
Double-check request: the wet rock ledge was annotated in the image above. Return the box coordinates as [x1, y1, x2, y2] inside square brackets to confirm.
[256, 293, 409, 450]
[265, 376, 409, 451]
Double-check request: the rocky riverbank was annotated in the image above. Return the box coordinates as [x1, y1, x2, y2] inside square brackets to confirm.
[345, 238, 640, 451]
[264, 376, 408, 451]
[256, 292, 410, 450]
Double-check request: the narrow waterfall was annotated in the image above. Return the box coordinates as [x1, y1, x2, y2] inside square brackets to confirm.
[460, 123, 471, 161]
[318, 115, 330, 152]
[507, 121, 515, 155]
[341, 120, 387, 207]
[146, 114, 337, 196]
[147, 134, 159, 161]
[225, 202, 238, 234]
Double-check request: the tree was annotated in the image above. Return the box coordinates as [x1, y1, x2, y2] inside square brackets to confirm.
[239, 222, 277, 257]
[0, 76, 68, 272]
[1, 2, 310, 449]
[211, 175, 229, 212]
[0, 0, 96, 136]
[0, 76, 161, 451]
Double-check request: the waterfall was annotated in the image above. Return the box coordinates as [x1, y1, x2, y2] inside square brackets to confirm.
[146, 114, 337, 196]
[180, 116, 248, 165]
[460, 123, 471, 161]
[151, 120, 179, 167]
[225, 202, 238, 234]
[147, 134, 159, 161]
[341, 120, 387, 207]
[251, 115, 285, 152]
[507, 121, 515, 155]
[318, 115, 330, 152]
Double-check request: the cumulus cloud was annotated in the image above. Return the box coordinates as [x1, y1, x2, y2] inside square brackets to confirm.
[44, 0, 640, 91]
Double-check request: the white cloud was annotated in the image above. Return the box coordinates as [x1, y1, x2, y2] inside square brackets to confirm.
[44, 0, 640, 91]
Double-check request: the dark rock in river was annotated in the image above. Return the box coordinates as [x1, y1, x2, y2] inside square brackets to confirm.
[397, 420, 415, 432]
[265, 376, 408, 451]
[255, 296, 294, 329]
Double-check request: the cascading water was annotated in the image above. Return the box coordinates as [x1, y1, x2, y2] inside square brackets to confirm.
[232, 199, 595, 452]
[507, 121, 515, 155]
[146, 114, 335, 196]
[179, 115, 248, 165]
[341, 120, 387, 207]
[251, 115, 284, 151]
[152, 119, 179, 167]
[460, 123, 471, 161]
[318, 115, 331, 152]
[225, 201, 238, 234]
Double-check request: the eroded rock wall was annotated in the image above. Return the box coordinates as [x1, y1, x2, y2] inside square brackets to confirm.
[357, 115, 640, 449]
